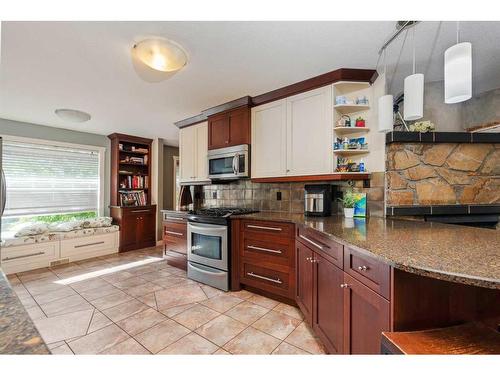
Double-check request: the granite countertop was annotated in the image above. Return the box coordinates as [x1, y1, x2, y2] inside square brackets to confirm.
[233, 212, 500, 290]
[0, 270, 49, 354]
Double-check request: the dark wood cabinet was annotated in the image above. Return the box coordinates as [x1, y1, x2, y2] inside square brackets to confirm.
[208, 106, 250, 150]
[163, 216, 188, 270]
[111, 205, 157, 252]
[296, 224, 391, 355]
[236, 219, 295, 301]
[343, 274, 390, 354]
[313, 252, 344, 354]
[296, 241, 314, 324]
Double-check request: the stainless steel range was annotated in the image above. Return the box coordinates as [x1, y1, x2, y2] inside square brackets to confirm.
[187, 207, 257, 291]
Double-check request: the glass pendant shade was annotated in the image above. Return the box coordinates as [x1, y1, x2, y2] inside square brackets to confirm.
[378, 95, 394, 133]
[131, 38, 187, 82]
[404, 73, 424, 121]
[444, 42, 472, 104]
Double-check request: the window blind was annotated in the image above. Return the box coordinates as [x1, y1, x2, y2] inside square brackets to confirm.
[2, 140, 100, 218]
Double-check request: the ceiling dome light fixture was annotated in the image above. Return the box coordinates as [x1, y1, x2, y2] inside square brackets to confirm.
[55, 108, 91, 123]
[131, 37, 188, 82]
[404, 25, 424, 121]
[444, 22, 472, 104]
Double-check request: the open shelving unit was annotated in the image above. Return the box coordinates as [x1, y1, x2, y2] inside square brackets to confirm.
[108, 133, 153, 207]
[333, 81, 373, 176]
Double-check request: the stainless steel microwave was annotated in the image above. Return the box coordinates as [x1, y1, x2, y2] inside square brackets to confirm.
[207, 144, 249, 180]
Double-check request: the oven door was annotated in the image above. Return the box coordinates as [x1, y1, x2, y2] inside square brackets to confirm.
[187, 222, 228, 271]
[207, 146, 249, 180]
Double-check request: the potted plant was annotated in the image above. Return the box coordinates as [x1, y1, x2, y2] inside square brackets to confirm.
[339, 189, 356, 218]
[355, 117, 365, 127]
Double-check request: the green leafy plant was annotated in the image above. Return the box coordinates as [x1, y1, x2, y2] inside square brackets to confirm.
[338, 189, 356, 208]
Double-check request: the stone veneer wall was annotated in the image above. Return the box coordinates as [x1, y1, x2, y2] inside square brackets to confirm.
[386, 143, 500, 206]
[200, 172, 385, 217]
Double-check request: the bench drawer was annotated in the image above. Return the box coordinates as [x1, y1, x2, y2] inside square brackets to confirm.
[344, 246, 390, 299]
[1, 242, 60, 274]
[297, 225, 343, 269]
[60, 232, 118, 261]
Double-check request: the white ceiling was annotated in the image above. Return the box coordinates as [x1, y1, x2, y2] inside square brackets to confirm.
[1, 21, 499, 145]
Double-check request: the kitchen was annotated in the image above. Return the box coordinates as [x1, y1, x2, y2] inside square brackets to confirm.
[0, 10, 499, 373]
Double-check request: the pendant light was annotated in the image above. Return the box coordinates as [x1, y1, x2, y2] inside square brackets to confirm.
[444, 22, 472, 103]
[404, 26, 424, 121]
[378, 49, 394, 133]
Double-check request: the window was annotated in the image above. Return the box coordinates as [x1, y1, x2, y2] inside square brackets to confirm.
[1, 137, 105, 231]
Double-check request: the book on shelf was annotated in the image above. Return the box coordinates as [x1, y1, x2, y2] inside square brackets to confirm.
[120, 175, 148, 189]
[119, 144, 149, 154]
[119, 190, 147, 206]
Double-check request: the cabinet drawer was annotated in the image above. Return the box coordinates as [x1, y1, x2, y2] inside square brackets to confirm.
[240, 261, 293, 298]
[241, 237, 292, 266]
[344, 247, 390, 299]
[123, 207, 155, 217]
[297, 225, 343, 269]
[163, 222, 187, 239]
[242, 220, 293, 238]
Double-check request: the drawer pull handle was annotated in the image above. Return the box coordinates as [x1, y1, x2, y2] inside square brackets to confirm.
[247, 245, 282, 254]
[166, 217, 184, 221]
[131, 209, 150, 213]
[247, 272, 282, 284]
[2, 251, 45, 261]
[299, 235, 323, 250]
[74, 241, 105, 248]
[340, 283, 350, 288]
[165, 230, 183, 237]
[357, 265, 369, 271]
[247, 224, 282, 232]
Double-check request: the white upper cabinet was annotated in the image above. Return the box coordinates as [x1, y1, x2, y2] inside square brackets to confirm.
[251, 99, 287, 178]
[286, 85, 333, 176]
[195, 122, 208, 181]
[251, 85, 333, 179]
[179, 121, 209, 183]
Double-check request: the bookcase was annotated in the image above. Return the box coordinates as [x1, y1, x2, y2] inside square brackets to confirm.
[108, 133, 156, 252]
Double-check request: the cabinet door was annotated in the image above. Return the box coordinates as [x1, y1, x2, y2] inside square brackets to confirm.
[195, 122, 208, 181]
[286, 85, 333, 176]
[228, 107, 250, 146]
[120, 215, 137, 250]
[296, 241, 314, 324]
[343, 274, 390, 354]
[140, 213, 156, 244]
[313, 253, 344, 354]
[251, 99, 287, 178]
[179, 125, 196, 182]
[208, 113, 230, 149]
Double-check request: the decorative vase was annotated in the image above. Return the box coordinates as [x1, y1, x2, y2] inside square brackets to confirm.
[344, 207, 354, 218]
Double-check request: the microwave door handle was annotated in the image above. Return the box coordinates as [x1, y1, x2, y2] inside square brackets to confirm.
[232, 154, 238, 174]
[234, 153, 240, 174]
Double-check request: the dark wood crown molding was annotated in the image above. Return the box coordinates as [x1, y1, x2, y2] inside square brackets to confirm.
[251, 68, 377, 106]
[107, 133, 153, 145]
[174, 68, 377, 128]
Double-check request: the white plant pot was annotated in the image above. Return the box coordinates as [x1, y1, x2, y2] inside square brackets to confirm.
[344, 207, 354, 218]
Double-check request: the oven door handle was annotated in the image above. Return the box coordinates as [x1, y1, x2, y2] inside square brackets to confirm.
[189, 223, 227, 235]
[188, 262, 226, 275]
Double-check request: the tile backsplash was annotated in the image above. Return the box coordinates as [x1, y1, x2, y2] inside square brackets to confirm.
[200, 172, 385, 217]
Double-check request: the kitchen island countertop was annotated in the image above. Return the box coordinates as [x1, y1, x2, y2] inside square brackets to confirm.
[232, 212, 500, 290]
[0, 270, 49, 354]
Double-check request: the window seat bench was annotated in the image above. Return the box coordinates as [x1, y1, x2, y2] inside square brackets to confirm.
[1, 225, 119, 274]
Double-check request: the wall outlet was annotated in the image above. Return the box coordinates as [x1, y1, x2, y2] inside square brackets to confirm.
[276, 191, 282, 201]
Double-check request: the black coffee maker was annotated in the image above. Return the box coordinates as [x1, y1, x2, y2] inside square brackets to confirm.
[304, 184, 334, 217]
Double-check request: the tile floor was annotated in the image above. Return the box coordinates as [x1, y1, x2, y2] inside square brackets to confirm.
[7, 246, 326, 355]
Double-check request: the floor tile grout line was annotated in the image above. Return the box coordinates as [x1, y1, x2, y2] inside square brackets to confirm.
[84, 308, 96, 335]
